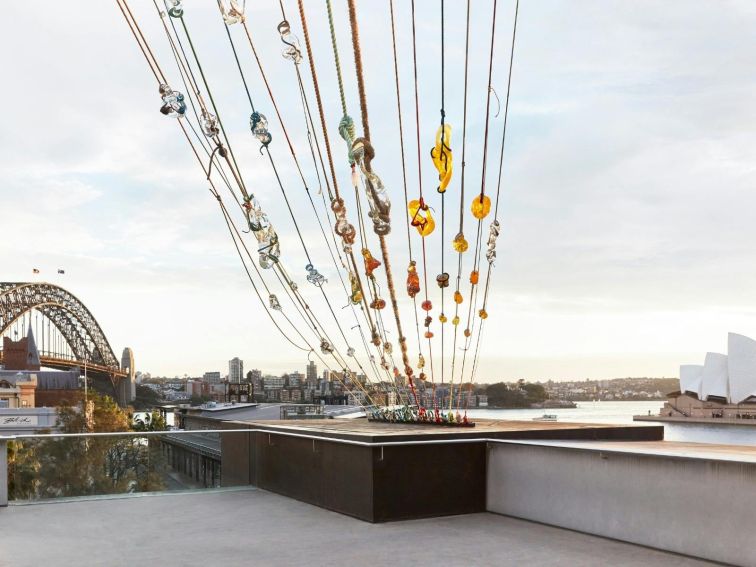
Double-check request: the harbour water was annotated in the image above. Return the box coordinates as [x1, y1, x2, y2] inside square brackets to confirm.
[467, 401, 756, 446]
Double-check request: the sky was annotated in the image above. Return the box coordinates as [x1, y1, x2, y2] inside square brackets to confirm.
[1, 1, 756, 382]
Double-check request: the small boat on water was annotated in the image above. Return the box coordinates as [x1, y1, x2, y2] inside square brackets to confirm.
[532, 414, 558, 422]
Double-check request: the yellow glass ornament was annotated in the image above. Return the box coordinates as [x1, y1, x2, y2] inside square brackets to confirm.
[439, 313, 448, 323]
[453, 291, 463, 304]
[349, 272, 362, 304]
[408, 199, 435, 237]
[452, 315, 460, 326]
[471, 194, 491, 219]
[452, 232, 468, 253]
[430, 124, 453, 193]
[479, 309, 488, 319]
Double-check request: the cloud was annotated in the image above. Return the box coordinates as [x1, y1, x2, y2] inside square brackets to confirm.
[2, 0, 755, 380]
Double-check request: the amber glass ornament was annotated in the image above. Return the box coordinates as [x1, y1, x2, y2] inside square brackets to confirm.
[407, 261, 421, 298]
[470, 270, 479, 285]
[408, 199, 435, 236]
[452, 232, 469, 253]
[479, 309, 488, 319]
[421, 300, 433, 311]
[471, 194, 491, 219]
[362, 248, 381, 277]
[430, 124, 453, 193]
[453, 291, 463, 304]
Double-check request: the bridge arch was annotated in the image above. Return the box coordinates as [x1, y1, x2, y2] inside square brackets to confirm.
[0, 282, 121, 369]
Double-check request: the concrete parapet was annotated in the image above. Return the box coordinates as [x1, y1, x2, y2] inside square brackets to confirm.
[486, 440, 756, 566]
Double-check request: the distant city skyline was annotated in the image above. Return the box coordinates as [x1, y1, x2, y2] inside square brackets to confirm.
[3, 2, 756, 382]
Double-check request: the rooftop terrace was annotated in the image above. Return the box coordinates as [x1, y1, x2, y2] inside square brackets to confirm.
[0, 488, 713, 567]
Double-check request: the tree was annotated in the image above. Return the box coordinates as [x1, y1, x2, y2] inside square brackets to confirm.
[132, 384, 163, 411]
[8, 394, 166, 500]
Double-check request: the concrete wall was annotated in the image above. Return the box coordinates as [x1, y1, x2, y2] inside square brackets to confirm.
[487, 443, 756, 566]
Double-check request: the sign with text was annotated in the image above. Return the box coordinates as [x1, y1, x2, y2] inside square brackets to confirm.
[0, 415, 38, 426]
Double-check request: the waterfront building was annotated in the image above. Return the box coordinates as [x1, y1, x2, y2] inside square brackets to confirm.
[228, 357, 243, 384]
[662, 332, 756, 419]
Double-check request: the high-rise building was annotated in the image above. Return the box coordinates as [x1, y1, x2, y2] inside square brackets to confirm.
[229, 357, 243, 384]
[202, 371, 221, 384]
[306, 360, 318, 388]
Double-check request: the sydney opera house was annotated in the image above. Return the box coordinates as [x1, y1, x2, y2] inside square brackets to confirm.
[661, 332, 756, 419]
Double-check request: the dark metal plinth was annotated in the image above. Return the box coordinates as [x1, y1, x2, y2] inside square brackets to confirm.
[220, 419, 664, 522]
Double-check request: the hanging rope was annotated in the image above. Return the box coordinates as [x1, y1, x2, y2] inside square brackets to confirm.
[449, 0, 472, 410]
[347, 0, 420, 408]
[388, 0, 425, 389]
[409, 0, 435, 398]
[467, 0, 520, 401]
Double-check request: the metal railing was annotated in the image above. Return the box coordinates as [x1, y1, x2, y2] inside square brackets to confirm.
[2, 426, 671, 507]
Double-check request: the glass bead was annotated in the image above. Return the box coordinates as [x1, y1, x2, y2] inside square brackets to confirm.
[421, 300, 433, 311]
[407, 261, 421, 298]
[471, 194, 491, 219]
[370, 298, 386, 310]
[470, 270, 479, 285]
[424, 331, 434, 339]
[453, 291, 463, 304]
[464, 328, 471, 338]
[439, 313, 447, 323]
[452, 232, 469, 253]
[479, 309, 488, 319]
[452, 315, 460, 326]
[436, 272, 450, 288]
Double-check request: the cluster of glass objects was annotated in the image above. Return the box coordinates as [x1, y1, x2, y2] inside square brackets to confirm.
[158, 84, 186, 117]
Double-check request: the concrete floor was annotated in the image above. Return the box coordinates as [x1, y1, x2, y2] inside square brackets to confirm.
[0, 488, 715, 567]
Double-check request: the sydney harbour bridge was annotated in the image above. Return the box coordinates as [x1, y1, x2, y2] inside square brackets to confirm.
[0, 282, 134, 406]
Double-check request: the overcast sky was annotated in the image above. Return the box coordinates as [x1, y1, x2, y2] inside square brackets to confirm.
[1, 1, 755, 381]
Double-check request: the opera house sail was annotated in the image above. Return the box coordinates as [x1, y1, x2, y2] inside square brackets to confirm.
[659, 332, 756, 420]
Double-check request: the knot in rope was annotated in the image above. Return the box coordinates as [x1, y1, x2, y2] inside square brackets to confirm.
[331, 198, 356, 245]
[485, 220, 501, 264]
[158, 84, 186, 118]
[338, 115, 356, 164]
[277, 20, 303, 64]
[250, 112, 272, 151]
[219, 0, 245, 25]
